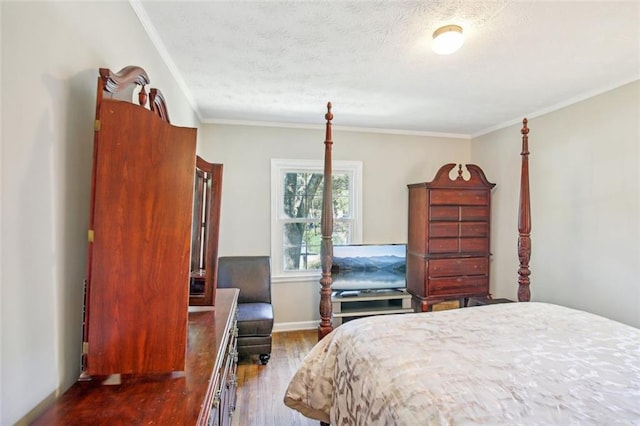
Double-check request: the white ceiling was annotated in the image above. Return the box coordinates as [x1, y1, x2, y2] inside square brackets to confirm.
[133, 1, 640, 137]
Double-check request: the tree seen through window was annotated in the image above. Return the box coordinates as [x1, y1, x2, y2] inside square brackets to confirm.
[282, 172, 351, 271]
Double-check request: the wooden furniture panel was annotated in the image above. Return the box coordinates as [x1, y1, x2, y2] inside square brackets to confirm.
[460, 238, 489, 253]
[427, 237, 488, 254]
[189, 157, 224, 306]
[87, 99, 196, 375]
[429, 222, 459, 237]
[429, 257, 488, 277]
[428, 276, 489, 296]
[82, 67, 198, 377]
[461, 206, 489, 221]
[207, 290, 238, 426]
[32, 289, 239, 426]
[430, 189, 489, 205]
[460, 222, 488, 237]
[407, 163, 495, 312]
[427, 238, 459, 253]
[430, 206, 459, 220]
[407, 188, 429, 256]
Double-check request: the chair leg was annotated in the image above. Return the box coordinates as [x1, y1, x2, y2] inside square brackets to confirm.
[259, 354, 270, 365]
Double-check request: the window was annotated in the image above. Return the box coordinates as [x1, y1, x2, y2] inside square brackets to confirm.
[271, 159, 362, 281]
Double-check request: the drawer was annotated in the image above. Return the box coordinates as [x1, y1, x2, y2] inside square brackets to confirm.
[460, 237, 489, 253]
[428, 257, 488, 277]
[429, 222, 458, 238]
[430, 223, 488, 238]
[460, 222, 488, 237]
[428, 276, 489, 296]
[430, 206, 459, 221]
[460, 206, 489, 221]
[430, 189, 489, 206]
[428, 238, 489, 254]
[429, 221, 488, 238]
[428, 238, 458, 254]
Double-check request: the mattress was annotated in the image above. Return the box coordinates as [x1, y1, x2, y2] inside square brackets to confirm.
[284, 302, 640, 425]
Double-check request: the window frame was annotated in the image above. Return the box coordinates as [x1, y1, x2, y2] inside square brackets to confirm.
[270, 158, 363, 282]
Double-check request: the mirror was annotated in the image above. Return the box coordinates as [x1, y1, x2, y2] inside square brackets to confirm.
[189, 156, 223, 306]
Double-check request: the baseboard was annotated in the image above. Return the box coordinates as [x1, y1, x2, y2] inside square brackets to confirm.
[273, 320, 318, 332]
[14, 390, 58, 425]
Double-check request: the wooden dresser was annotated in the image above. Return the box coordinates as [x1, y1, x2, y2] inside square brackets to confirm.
[31, 289, 239, 426]
[407, 164, 495, 312]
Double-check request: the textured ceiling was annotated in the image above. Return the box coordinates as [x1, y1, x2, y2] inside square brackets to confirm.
[133, 1, 640, 137]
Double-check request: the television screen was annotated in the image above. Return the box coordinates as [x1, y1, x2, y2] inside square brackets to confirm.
[331, 243, 406, 292]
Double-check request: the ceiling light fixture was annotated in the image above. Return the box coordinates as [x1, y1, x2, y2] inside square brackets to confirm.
[432, 25, 464, 55]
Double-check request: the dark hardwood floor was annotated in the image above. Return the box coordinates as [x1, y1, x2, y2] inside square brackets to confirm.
[232, 330, 319, 426]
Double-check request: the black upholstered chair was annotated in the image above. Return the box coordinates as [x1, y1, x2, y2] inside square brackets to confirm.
[217, 256, 273, 365]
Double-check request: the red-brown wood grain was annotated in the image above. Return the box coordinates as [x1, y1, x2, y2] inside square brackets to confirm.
[189, 157, 223, 307]
[318, 102, 334, 340]
[518, 118, 532, 302]
[407, 163, 495, 312]
[85, 98, 197, 375]
[31, 289, 238, 426]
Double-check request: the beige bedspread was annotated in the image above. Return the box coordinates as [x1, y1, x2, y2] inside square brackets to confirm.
[284, 302, 640, 425]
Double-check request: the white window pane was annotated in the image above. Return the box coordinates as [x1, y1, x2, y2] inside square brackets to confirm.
[271, 159, 363, 279]
[283, 172, 324, 219]
[283, 222, 321, 271]
[333, 221, 351, 245]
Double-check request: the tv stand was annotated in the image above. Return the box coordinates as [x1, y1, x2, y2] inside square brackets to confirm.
[331, 288, 413, 326]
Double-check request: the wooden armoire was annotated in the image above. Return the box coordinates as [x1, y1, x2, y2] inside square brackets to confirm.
[81, 67, 197, 376]
[407, 164, 495, 312]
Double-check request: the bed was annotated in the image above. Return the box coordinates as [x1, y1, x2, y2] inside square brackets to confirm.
[283, 105, 640, 425]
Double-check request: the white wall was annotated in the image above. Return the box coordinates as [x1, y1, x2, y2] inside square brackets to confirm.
[473, 81, 640, 328]
[2, 2, 637, 423]
[198, 123, 470, 328]
[0, 2, 200, 424]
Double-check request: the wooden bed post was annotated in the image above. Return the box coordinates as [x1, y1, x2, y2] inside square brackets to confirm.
[318, 102, 334, 340]
[517, 118, 532, 302]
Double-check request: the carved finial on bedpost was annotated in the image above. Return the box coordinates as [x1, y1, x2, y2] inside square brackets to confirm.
[325, 102, 333, 122]
[318, 102, 334, 340]
[518, 118, 532, 302]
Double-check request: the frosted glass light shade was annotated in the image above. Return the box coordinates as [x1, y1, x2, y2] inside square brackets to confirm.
[432, 25, 464, 55]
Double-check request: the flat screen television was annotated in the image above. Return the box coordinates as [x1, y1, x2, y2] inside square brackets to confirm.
[331, 243, 406, 293]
